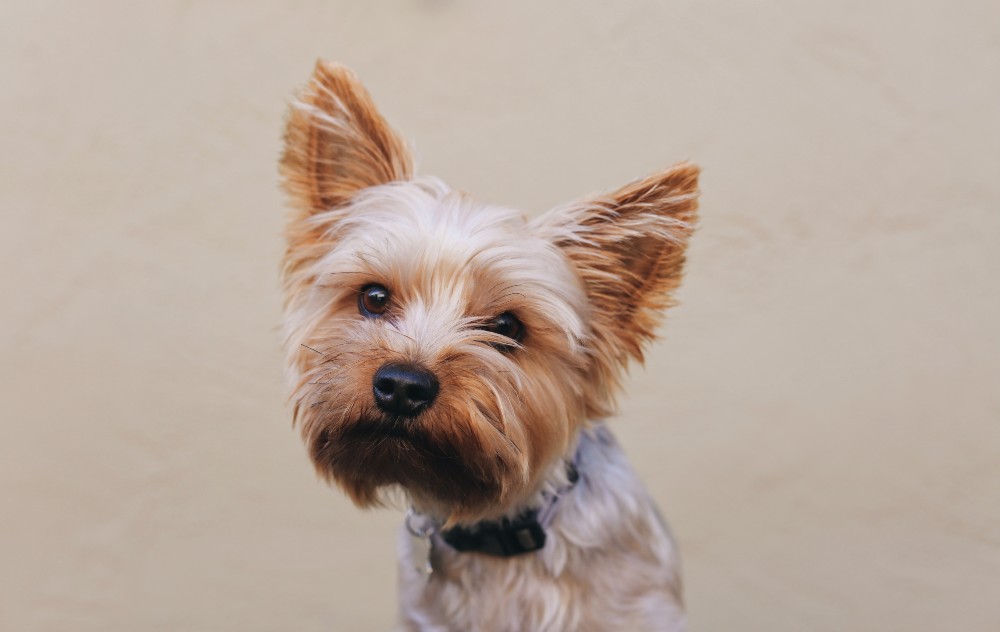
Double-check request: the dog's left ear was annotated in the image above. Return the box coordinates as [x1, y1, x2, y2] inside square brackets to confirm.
[538, 162, 700, 408]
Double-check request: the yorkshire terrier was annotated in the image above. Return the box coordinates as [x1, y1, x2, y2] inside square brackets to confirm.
[279, 61, 699, 632]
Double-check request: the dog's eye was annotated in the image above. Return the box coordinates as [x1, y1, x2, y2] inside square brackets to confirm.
[488, 312, 524, 346]
[359, 284, 390, 317]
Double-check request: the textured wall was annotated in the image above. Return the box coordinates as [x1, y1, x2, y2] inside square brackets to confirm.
[2, 1, 998, 630]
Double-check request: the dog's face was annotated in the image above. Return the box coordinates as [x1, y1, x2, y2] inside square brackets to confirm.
[280, 62, 699, 522]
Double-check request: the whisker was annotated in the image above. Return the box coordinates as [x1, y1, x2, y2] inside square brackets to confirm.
[321, 352, 349, 364]
[493, 292, 526, 302]
[340, 398, 359, 425]
[326, 357, 375, 373]
[388, 329, 416, 343]
[493, 282, 526, 293]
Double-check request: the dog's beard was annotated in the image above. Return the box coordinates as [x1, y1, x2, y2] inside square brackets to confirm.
[308, 412, 511, 515]
[296, 353, 531, 519]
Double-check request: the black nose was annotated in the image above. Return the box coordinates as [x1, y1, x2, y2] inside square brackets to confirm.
[372, 363, 439, 417]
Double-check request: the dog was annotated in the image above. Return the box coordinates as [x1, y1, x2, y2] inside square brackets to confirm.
[279, 61, 699, 632]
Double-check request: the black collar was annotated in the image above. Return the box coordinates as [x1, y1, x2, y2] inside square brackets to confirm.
[438, 462, 579, 558]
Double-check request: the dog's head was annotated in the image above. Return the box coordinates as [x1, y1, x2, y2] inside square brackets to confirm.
[280, 62, 699, 522]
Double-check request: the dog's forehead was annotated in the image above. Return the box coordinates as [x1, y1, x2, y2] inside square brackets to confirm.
[325, 180, 579, 299]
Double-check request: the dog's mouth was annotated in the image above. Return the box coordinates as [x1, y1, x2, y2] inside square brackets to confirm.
[310, 416, 439, 468]
[309, 414, 507, 512]
[344, 416, 421, 441]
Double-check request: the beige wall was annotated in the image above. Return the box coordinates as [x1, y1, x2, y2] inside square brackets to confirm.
[3, 1, 998, 630]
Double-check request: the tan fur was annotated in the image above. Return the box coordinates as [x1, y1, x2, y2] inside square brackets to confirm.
[535, 163, 699, 418]
[279, 61, 699, 630]
[280, 61, 413, 315]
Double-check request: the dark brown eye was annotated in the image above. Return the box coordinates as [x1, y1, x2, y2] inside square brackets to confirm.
[488, 312, 524, 347]
[359, 284, 390, 317]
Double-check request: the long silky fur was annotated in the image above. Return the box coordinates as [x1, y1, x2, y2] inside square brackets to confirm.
[397, 425, 685, 632]
[279, 61, 699, 631]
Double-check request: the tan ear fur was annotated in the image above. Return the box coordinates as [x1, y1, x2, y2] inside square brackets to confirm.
[280, 60, 412, 215]
[545, 162, 700, 416]
[279, 61, 413, 296]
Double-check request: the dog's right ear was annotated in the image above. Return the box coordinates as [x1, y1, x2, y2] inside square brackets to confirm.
[280, 61, 413, 217]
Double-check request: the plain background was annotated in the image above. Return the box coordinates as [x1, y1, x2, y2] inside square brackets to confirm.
[3, 1, 999, 630]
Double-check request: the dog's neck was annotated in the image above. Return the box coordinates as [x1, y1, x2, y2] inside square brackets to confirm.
[405, 431, 588, 555]
[428, 457, 580, 558]
[406, 430, 586, 526]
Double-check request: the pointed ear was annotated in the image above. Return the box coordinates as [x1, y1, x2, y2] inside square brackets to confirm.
[540, 162, 700, 406]
[280, 60, 413, 216]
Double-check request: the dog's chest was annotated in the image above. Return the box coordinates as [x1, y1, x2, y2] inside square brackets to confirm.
[395, 426, 685, 632]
